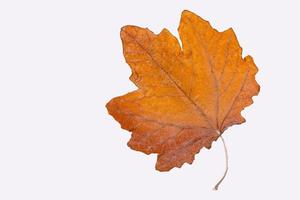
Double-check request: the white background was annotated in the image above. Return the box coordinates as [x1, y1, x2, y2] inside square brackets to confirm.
[0, 0, 299, 199]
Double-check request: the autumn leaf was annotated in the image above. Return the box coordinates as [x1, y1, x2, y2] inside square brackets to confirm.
[106, 10, 259, 188]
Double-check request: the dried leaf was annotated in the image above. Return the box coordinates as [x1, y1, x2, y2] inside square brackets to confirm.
[106, 10, 260, 172]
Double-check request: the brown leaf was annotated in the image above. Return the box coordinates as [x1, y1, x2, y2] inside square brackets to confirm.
[106, 10, 260, 172]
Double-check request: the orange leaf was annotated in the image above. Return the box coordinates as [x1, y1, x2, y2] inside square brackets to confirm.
[106, 10, 259, 172]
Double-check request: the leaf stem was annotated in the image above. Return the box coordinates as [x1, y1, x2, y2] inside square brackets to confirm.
[213, 133, 228, 190]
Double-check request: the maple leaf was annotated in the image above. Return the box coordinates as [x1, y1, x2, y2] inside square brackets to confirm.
[106, 10, 259, 188]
